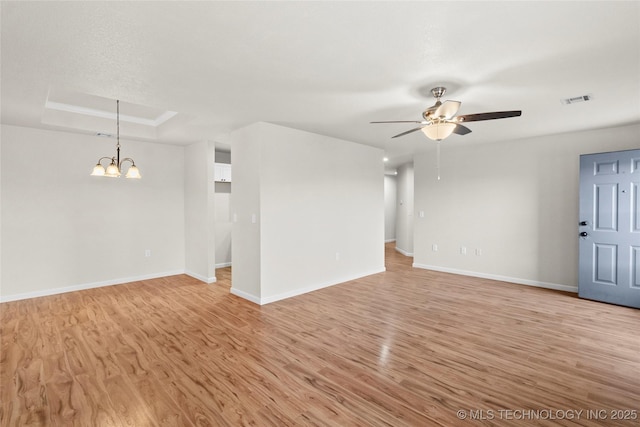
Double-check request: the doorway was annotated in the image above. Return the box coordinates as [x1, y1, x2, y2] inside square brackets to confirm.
[578, 149, 640, 308]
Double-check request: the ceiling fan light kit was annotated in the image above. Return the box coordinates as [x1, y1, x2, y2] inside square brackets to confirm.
[421, 122, 457, 141]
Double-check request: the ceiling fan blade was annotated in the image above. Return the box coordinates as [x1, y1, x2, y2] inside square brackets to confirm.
[371, 120, 426, 124]
[453, 124, 472, 135]
[391, 126, 424, 138]
[456, 110, 522, 122]
[434, 100, 461, 119]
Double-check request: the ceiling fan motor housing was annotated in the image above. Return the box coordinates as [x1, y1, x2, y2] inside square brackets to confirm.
[431, 87, 447, 99]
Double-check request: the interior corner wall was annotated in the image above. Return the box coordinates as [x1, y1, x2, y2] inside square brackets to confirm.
[0, 124, 186, 301]
[259, 123, 385, 303]
[395, 163, 414, 256]
[412, 123, 640, 291]
[230, 122, 385, 305]
[384, 175, 397, 242]
[184, 141, 216, 283]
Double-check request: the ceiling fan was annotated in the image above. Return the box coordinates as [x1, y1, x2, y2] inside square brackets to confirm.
[371, 87, 522, 141]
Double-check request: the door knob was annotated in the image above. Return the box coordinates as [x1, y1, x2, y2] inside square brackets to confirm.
[579, 231, 588, 237]
[579, 221, 588, 226]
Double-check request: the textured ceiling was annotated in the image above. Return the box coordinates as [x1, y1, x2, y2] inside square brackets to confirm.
[1, 1, 639, 168]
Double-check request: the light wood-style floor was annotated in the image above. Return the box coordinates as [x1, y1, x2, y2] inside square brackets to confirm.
[2, 243, 639, 426]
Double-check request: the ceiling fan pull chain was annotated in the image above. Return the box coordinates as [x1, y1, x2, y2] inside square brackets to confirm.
[436, 141, 441, 181]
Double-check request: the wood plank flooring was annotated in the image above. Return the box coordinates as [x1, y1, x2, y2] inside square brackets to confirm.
[2, 243, 639, 426]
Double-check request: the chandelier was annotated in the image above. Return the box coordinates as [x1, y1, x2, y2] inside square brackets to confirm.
[90, 100, 141, 179]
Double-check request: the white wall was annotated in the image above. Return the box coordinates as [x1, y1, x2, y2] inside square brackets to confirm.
[0, 125, 186, 301]
[230, 122, 385, 304]
[395, 163, 414, 256]
[413, 123, 640, 291]
[184, 141, 216, 283]
[384, 175, 397, 242]
[229, 124, 262, 301]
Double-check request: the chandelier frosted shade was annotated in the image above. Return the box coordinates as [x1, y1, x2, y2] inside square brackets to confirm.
[422, 122, 457, 141]
[125, 164, 141, 179]
[105, 160, 121, 177]
[90, 100, 142, 179]
[91, 163, 106, 176]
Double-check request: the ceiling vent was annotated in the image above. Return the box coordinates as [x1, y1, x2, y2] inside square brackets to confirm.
[561, 94, 593, 105]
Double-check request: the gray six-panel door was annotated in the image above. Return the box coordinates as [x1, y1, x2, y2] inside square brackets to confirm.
[578, 149, 640, 309]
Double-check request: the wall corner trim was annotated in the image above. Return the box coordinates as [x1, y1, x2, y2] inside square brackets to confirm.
[259, 267, 386, 306]
[412, 263, 578, 293]
[229, 267, 387, 306]
[185, 271, 217, 284]
[230, 287, 261, 305]
[395, 247, 414, 257]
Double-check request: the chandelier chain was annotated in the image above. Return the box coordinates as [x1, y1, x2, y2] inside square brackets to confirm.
[116, 100, 120, 150]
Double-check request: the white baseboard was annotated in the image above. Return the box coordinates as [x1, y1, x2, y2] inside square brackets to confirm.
[215, 262, 232, 268]
[261, 267, 386, 305]
[412, 263, 578, 293]
[185, 271, 217, 284]
[395, 246, 414, 257]
[385, 239, 396, 243]
[231, 267, 386, 306]
[0, 269, 186, 303]
[230, 287, 261, 305]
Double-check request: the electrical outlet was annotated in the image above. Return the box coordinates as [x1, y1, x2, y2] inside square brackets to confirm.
[475, 248, 482, 256]
[432, 244, 438, 252]
[460, 246, 467, 255]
